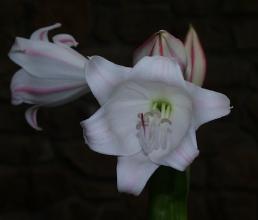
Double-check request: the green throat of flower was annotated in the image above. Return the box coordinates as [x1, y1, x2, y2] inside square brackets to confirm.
[151, 99, 172, 119]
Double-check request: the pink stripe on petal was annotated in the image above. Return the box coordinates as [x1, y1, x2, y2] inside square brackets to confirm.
[14, 83, 84, 95]
[189, 42, 195, 82]
[24, 48, 80, 68]
[53, 34, 78, 47]
[185, 26, 206, 86]
[60, 39, 75, 44]
[195, 40, 207, 84]
[30, 23, 61, 41]
[158, 35, 164, 56]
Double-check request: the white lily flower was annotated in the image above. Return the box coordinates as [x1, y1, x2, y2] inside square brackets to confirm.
[81, 55, 230, 195]
[9, 23, 89, 130]
[133, 26, 206, 86]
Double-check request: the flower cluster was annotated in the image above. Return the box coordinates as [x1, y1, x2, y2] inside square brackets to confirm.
[9, 24, 230, 195]
[9, 23, 89, 130]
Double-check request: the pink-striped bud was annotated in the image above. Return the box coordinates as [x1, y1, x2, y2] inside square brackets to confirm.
[133, 30, 187, 72]
[133, 26, 206, 86]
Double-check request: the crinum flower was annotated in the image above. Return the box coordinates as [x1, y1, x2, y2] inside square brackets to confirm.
[133, 26, 206, 86]
[9, 23, 89, 130]
[81, 55, 230, 195]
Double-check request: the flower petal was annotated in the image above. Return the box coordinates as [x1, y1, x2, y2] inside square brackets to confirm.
[25, 105, 42, 131]
[81, 80, 163, 156]
[85, 56, 132, 105]
[133, 30, 187, 72]
[185, 26, 206, 86]
[81, 109, 141, 156]
[185, 82, 231, 129]
[53, 34, 78, 47]
[30, 23, 61, 41]
[131, 56, 186, 88]
[117, 152, 159, 195]
[11, 69, 88, 130]
[11, 69, 88, 105]
[162, 128, 199, 171]
[9, 37, 87, 80]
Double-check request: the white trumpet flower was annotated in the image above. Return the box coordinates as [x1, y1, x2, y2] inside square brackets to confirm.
[9, 23, 89, 130]
[81, 55, 230, 195]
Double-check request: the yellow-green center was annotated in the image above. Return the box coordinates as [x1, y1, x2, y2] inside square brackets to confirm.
[151, 99, 172, 119]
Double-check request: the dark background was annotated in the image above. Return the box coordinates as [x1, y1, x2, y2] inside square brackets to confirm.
[0, 0, 257, 219]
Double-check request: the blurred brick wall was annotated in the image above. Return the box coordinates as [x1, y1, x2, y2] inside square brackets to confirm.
[0, 0, 257, 219]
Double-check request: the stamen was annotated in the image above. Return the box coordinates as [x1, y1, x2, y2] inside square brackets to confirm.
[161, 103, 166, 118]
[151, 99, 172, 119]
[136, 99, 173, 155]
[152, 102, 158, 111]
[165, 105, 171, 118]
[160, 118, 172, 125]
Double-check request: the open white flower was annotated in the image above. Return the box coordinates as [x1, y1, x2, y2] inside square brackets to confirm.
[9, 23, 89, 130]
[81, 55, 230, 195]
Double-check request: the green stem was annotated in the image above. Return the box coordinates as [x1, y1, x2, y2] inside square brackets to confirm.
[149, 167, 189, 220]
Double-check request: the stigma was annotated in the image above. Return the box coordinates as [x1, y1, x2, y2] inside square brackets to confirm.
[136, 99, 173, 155]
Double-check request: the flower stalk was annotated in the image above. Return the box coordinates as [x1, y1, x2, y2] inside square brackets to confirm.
[149, 167, 189, 220]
